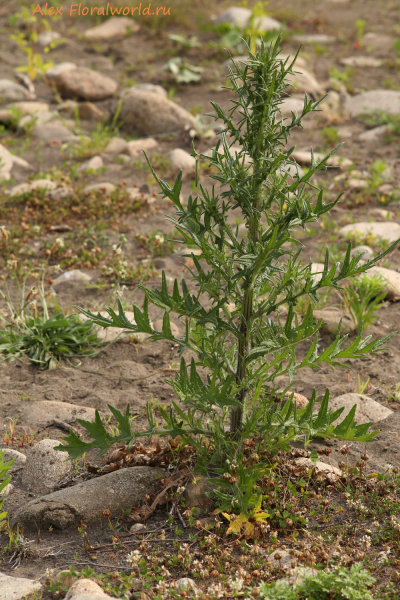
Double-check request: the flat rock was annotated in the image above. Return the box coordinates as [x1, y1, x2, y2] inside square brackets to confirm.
[47, 186, 75, 201]
[348, 178, 368, 190]
[369, 208, 393, 220]
[46, 62, 77, 79]
[367, 265, 400, 300]
[153, 318, 180, 338]
[359, 125, 388, 142]
[280, 97, 304, 116]
[284, 392, 308, 409]
[213, 7, 252, 28]
[168, 148, 196, 171]
[329, 393, 393, 424]
[21, 400, 99, 429]
[183, 479, 216, 513]
[0, 79, 33, 103]
[127, 137, 158, 157]
[2, 448, 26, 472]
[82, 182, 116, 196]
[291, 149, 352, 168]
[313, 308, 355, 335]
[293, 458, 341, 482]
[37, 30, 62, 46]
[12, 467, 163, 530]
[103, 137, 129, 155]
[66, 579, 112, 599]
[77, 155, 103, 172]
[81, 310, 153, 343]
[22, 439, 73, 494]
[54, 67, 118, 101]
[52, 269, 92, 286]
[348, 90, 400, 117]
[341, 56, 382, 68]
[286, 68, 322, 96]
[34, 121, 77, 143]
[83, 17, 139, 41]
[254, 15, 282, 32]
[0, 144, 31, 181]
[123, 83, 167, 98]
[338, 221, 400, 244]
[0, 574, 42, 600]
[10, 179, 57, 197]
[350, 245, 373, 261]
[7, 101, 49, 116]
[293, 34, 336, 43]
[119, 88, 195, 136]
[214, 7, 281, 31]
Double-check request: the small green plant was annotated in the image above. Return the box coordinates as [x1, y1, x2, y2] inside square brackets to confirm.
[355, 19, 367, 47]
[321, 126, 340, 147]
[394, 37, 400, 57]
[168, 33, 201, 49]
[58, 38, 398, 527]
[359, 109, 400, 135]
[260, 563, 375, 600]
[9, 4, 64, 81]
[67, 101, 122, 160]
[369, 160, 391, 190]
[0, 261, 101, 370]
[161, 57, 204, 84]
[356, 374, 370, 394]
[343, 272, 387, 332]
[0, 451, 14, 529]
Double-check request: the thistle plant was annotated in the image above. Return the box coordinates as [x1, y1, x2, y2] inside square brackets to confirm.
[58, 38, 398, 518]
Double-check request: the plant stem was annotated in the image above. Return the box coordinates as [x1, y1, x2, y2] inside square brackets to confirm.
[230, 78, 266, 433]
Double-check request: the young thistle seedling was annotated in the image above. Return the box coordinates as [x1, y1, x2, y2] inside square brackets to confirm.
[58, 37, 398, 519]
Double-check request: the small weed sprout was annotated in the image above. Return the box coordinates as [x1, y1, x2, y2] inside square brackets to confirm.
[343, 273, 387, 332]
[161, 57, 204, 84]
[9, 4, 65, 82]
[168, 33, 201, 49]
[59, 38, 399, 525]
[0, 262, 101, 370]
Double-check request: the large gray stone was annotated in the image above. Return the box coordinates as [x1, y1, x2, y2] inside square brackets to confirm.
[2, 448, 26, 472]
[329, 393, 393, 424]
[359, 125, 388, 142]
[119, 88, 195, 136]
[0, 79, 33, 103]
[82, 182, 116, 196]
[213, 7, 281, 31]
[83, 17, 139, 41]
[341, 56, 382, 68]
[168, 148, 196, 171]
[80, 310, 153, 343]
[338, 221, 400, 245]
[54, 67, 117, 101]
[0, 144, 32, 181]
[286, 68, 322, 96]
[46, 62, 77, 79]
[21, 400, 98, 429]
[12, 467, 163, 530]
[66, 579, 112, 599]
[291, 150, 352, 168]
[367, 265, 400, 300]
[214, 7, 252, 28]
[22, 439, 72, 494]
[348, 90, 400, 117]
[0, 574, 41, 600]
